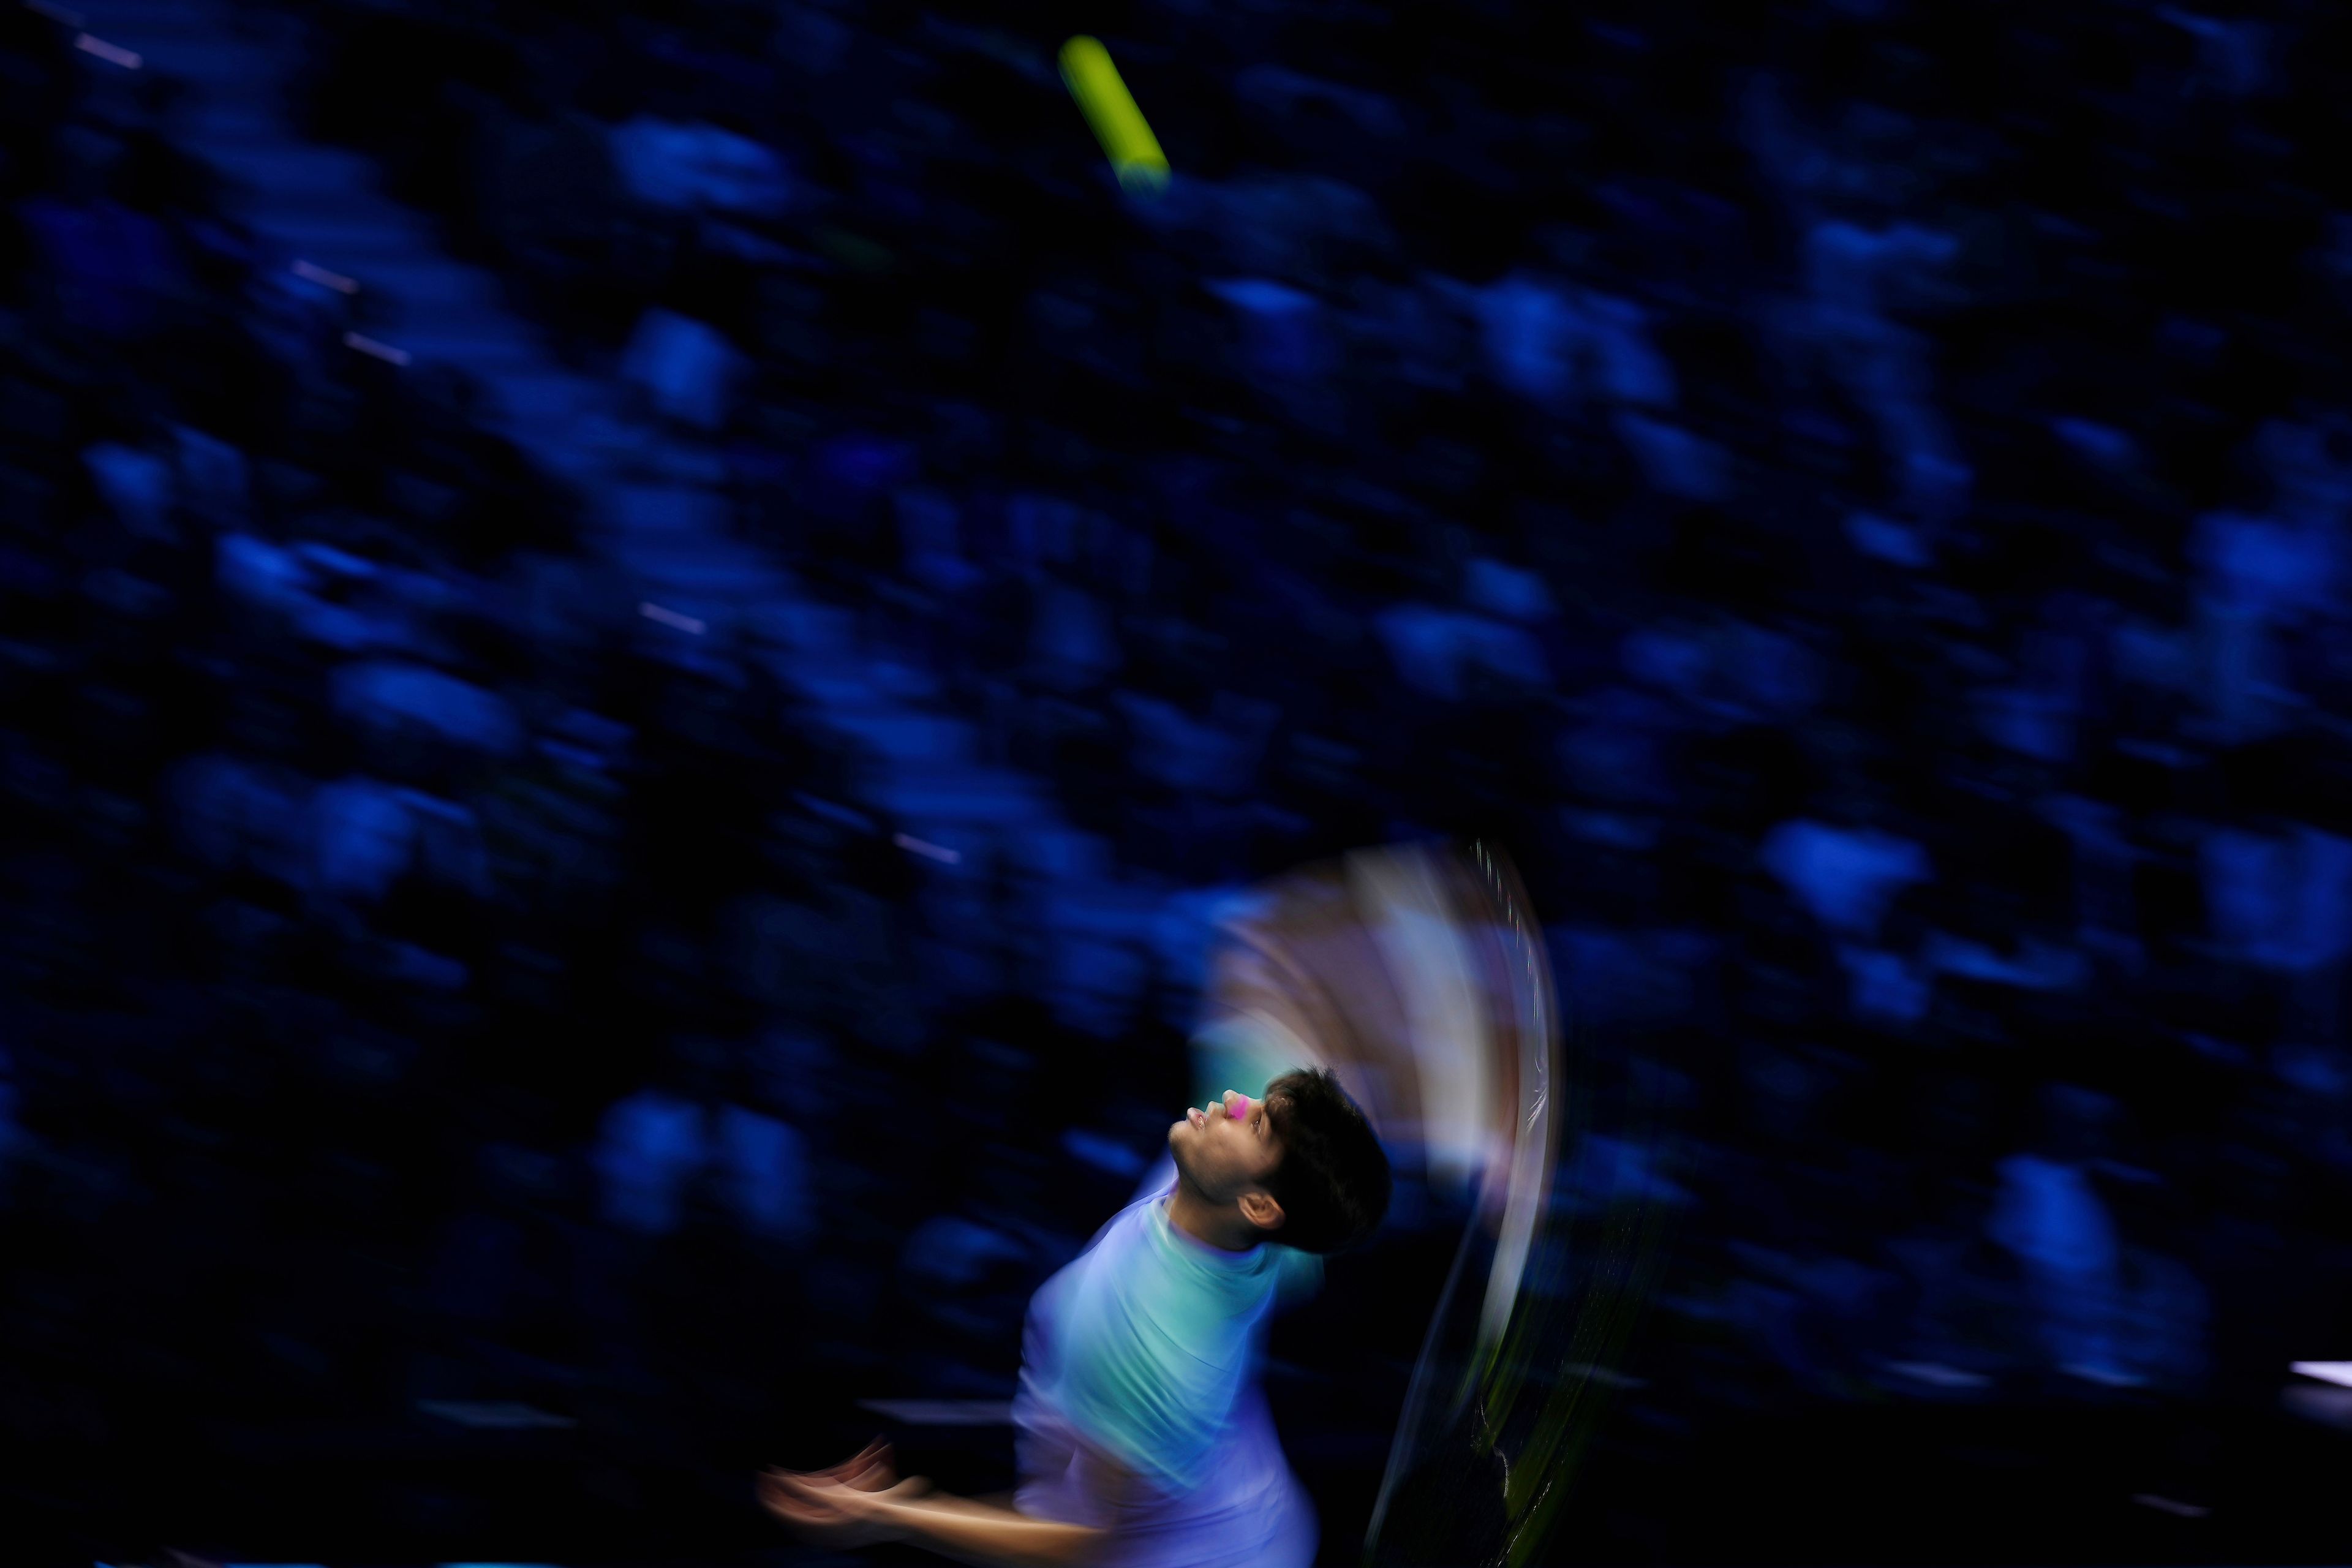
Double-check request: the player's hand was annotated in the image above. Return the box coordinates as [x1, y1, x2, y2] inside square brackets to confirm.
[810, 1435, 905, 1491]
[758, 1467, 930, 1545]
[758, 1441, 932, 1546]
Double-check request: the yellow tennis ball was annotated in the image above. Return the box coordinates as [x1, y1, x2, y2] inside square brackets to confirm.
[1060, 35, 1170, 195]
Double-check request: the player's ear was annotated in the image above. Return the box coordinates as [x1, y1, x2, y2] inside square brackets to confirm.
[1239, 1189, 1285, 1234]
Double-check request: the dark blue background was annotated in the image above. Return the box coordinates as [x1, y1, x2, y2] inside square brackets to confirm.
[3, 0, 2350, 1562]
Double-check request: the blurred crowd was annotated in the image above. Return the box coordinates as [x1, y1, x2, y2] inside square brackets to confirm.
[7, 0, 2352, 1558]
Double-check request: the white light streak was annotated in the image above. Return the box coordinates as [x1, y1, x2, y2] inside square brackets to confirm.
[293, 259, 359, 293]
[639, 602, 706, 635]
[74, 32, 139, 67]
[2132, 1494, 2210, 1518]
[894, 833, 962, 864]
[342, 332, 410, 366]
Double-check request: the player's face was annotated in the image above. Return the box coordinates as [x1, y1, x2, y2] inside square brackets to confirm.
[1169, 1088, 1282, 1201]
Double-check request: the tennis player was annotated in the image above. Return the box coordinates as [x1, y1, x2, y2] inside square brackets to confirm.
[760, 1065, 1392, 1567]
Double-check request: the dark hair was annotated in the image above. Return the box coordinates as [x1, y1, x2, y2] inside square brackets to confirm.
[1262, 1067, 1392, 1254]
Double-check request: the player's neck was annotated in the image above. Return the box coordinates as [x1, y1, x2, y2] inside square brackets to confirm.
[1166, 1177, 1265, 1253]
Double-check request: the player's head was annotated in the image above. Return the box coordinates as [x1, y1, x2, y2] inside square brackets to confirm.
[1168, 1066, 1392, 1254]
